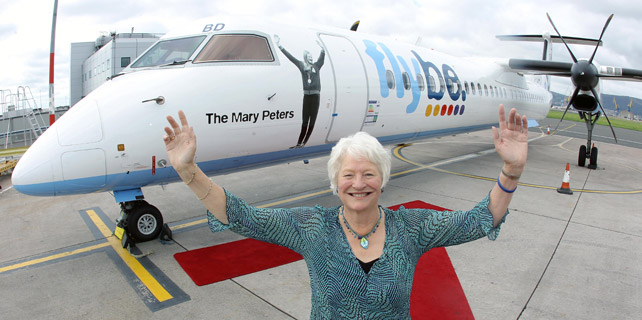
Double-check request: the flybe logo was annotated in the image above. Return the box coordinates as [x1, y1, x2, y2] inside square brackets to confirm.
[363, 40, 466, 116]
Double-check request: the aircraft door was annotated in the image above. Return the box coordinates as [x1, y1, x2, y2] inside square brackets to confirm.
[58, 100, 107, 193]
[320, 35, 368, 142]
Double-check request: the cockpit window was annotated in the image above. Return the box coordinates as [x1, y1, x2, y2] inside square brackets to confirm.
[194, 34, 274, 63]
[131, 36, 206, 68]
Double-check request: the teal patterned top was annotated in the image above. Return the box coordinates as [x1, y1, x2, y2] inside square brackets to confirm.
[207, 190, 507, 319]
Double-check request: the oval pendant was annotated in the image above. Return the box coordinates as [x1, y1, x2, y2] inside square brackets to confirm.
[360, 237, 369, 249]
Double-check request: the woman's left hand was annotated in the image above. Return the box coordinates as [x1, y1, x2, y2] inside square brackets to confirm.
[492, 104, 528, 175]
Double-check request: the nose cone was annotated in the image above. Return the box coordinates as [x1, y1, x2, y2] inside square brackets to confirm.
[11, 127, 57, 196]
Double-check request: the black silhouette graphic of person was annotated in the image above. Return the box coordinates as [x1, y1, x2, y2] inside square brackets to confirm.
[275, 35, 325, 149]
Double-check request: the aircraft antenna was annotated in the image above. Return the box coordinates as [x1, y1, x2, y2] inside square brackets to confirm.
[350, 20, 360, 31]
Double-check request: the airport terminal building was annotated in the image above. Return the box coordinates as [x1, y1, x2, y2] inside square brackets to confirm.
[1, 33, 162, 150]
[70, 32, 162, 106]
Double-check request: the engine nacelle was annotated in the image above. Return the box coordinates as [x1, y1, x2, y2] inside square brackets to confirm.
[573, 93, 598, 112]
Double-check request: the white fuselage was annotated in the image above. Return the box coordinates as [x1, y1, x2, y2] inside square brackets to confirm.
[12, 18, 551, 198]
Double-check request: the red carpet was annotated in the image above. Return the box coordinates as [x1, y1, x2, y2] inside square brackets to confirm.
[174, 201, 473, 319]
[389, 201, 474, 320]
[174, 238, 302, 286]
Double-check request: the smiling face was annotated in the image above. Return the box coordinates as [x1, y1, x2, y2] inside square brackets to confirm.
[304, 51, 313, 65]
[337, 155, 383, 216]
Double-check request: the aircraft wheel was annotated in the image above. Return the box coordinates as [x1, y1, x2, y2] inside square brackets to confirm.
[589, 146, 598, 168]
[126, 202, 163, 242]
[578, 145, 587, 167]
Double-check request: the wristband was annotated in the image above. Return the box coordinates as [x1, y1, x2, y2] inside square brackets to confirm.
[184, 163, 197, 185]
[501, 167, 521, 180]
[497, 176, 517, 193]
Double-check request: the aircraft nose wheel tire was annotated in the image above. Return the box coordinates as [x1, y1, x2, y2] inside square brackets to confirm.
[588, 146, 598, 169]
[578, 145, 587, 167]
[126, 202, 164, 242]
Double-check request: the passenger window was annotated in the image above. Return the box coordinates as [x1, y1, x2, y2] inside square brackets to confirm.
[402, 72, 411, 90]
[484, 84, 488, 96]
[417, 74, 425, 91]
[464, 81, 469, 95]
[386, 70, 395, 90]
[428, 75, 436, 92]
[195, 34, 274, 63]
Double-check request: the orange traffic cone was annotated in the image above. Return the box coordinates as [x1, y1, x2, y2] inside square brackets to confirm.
[547, 125, 551, 135]
[557, 163, 573, 194]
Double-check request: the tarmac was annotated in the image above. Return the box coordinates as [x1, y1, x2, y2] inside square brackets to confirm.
[1, 121, 641, 319]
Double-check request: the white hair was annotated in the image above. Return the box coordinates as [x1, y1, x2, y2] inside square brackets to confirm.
[327, 132, 391, 194]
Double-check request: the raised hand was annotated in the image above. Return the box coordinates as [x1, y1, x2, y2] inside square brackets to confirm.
[492, 104, 528, 175]
[274, 34, 281, 48]
[163, 110, 196, 173]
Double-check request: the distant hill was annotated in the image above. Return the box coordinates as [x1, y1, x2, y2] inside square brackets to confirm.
[551, 91, 642, 118]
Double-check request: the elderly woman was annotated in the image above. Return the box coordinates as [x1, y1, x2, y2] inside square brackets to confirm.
[163, 104, 527, 319]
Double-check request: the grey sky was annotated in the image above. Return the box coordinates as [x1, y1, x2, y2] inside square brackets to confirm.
[1, 0, 641, 107]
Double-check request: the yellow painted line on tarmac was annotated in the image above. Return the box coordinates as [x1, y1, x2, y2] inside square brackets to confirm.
[85, 209, 173, 302]
[171, 219, 208, 230]
[392, 144, 642, 195]
[0, 242, 110, 274]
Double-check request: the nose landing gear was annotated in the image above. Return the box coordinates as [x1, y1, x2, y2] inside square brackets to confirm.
[113, 189, 172, 248]
[116, 200, 164, 243]
[578, 111, 600, 169]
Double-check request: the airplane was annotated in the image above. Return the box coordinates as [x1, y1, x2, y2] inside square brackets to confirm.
[503, 13, 642, 169]
[10, 14, 633, 244]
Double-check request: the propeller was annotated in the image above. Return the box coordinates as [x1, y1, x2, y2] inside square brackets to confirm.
[546, 13, 617, 142]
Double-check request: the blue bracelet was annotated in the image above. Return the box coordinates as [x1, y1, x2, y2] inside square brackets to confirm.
[497, 176, 517, 193]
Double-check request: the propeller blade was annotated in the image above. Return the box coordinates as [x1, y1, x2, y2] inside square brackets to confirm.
[591, 88, 618, 143]
[546, 13, 578, 63]
[553, 87, 580, 133]
[588, 14, 614, 64]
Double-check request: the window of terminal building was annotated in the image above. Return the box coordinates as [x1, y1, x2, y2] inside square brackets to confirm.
[194, 34, 274, 63]
[121, 57, 131, 68]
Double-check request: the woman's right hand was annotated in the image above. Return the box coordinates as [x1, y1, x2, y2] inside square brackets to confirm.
[163, 110, 196, 175]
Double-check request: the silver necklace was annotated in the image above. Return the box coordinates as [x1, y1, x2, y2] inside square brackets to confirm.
[341, 206, 382, 249]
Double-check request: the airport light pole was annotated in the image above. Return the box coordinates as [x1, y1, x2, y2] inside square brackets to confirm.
[49, 0, 58, 125]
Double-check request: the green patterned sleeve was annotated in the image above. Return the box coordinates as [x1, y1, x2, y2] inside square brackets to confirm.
[404, 195, 508, 253]
[206, 190, 310, 252]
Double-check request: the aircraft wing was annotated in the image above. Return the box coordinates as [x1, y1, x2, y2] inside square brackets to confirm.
[598, 65, 642, 82]
[507, 58, 642, 82]
[496, 34, 602, 46]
